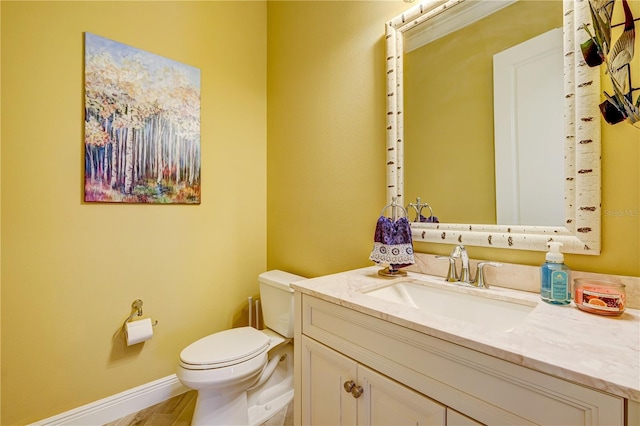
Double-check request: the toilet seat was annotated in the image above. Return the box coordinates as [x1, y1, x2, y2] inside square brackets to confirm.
[179, 327, 271, 370]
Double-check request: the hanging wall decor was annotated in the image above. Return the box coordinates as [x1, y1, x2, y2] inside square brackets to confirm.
[84, 32, 201, 204]
[581, 0, 639, 128]
[580, 0, 640, 128]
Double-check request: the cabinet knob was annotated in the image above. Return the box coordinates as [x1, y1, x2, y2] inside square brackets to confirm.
[343, 380, 364, 398]
[350, 384, 364, 398]
[343, 380, 356, 393]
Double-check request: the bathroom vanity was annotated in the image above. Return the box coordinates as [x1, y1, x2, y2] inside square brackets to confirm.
[292, 268, 640, 425]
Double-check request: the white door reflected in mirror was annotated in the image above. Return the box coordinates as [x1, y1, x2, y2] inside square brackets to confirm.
[493, 28, 564, 226]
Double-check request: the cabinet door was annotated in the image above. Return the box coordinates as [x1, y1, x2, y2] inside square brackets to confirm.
[301, 336, 357, 425]
[358, 364, 446, 426]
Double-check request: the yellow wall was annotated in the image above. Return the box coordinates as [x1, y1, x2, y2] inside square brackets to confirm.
[1, 1, 267, 424]
[266, 0, 409, 277]
[267, 0, 639, 278]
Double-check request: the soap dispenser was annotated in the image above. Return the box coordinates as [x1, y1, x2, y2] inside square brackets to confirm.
[540, 242, 571, 305]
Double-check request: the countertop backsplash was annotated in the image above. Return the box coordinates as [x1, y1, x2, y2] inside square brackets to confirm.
[406, 253, 640, 310]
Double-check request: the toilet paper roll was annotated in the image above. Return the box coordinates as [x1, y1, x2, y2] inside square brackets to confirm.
[124, 318, 153, 346]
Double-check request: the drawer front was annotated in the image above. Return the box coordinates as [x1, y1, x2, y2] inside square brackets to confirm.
[302, 295, 624, 425]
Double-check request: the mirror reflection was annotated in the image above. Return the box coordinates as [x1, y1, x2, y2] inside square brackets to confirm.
[403, 0, 563, 226]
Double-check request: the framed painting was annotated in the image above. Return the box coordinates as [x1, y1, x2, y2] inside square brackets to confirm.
[84, 32, 201, 204]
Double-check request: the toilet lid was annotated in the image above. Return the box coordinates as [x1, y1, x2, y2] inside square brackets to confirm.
[180, 327, 271, 369]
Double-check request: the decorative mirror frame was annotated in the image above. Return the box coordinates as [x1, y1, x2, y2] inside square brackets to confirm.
[385, 0, 601, 254]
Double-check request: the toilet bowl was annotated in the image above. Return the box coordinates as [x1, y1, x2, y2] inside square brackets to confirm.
[176, 270, 305, 426]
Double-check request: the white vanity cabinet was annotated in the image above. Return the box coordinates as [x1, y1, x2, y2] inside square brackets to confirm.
[294, 293, 625, 425]
[301, 335, 446, 425]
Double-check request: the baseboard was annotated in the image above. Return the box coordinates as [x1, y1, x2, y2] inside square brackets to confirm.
[29, 374, 189, 426]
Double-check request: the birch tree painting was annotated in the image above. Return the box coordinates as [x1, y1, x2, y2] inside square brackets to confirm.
[84, 32, 201, 204]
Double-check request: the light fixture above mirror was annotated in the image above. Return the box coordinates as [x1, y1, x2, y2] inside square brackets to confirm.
[385, 0, 602, 254]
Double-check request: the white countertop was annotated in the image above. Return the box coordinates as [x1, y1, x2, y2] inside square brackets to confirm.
[291, 266, 640, 402]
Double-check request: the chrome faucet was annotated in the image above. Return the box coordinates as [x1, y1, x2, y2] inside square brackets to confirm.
[436, 245, 503, 288]
[436, 244, 471, 284]
[451, 245, 471, 284]
[472, 261, 503, 289]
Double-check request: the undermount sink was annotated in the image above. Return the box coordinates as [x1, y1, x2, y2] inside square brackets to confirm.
[361, 279, 536, 332]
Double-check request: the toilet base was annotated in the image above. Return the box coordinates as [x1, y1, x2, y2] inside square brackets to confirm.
[192, 390, 249, 426]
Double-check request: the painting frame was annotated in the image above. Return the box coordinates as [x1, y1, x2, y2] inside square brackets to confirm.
[84, 32, 201, 204]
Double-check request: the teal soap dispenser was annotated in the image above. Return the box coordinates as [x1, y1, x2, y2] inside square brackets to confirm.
[540, 242, 571, 305]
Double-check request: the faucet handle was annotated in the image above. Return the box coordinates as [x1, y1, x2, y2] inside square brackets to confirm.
[435, 256, 458, 282]
[472, 261, 503, 289]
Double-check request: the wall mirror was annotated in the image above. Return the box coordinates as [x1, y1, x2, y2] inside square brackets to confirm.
[385, 0, 602, 254]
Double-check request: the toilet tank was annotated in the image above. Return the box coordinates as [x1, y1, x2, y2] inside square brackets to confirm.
[259, 270, 306, 338]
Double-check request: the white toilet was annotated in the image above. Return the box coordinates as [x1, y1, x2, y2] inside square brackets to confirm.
[177, 270, 305, 426]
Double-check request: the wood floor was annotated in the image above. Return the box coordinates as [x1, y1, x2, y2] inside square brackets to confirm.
[103, 391, 197, 426]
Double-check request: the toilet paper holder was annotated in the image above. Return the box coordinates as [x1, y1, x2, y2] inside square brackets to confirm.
[122, 299, 158, 333]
